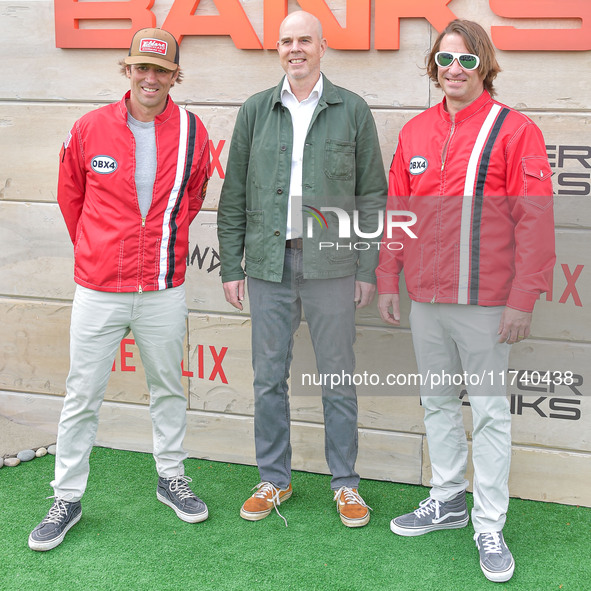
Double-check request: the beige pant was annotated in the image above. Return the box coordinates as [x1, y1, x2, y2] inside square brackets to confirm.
[410, 301, 512, 533]
[52, 285, 189, 501]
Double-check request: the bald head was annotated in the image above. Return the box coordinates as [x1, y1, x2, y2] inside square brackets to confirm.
[279, 11, 323, 41]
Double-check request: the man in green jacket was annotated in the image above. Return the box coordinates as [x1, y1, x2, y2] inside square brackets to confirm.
[217, 10, 387, 527]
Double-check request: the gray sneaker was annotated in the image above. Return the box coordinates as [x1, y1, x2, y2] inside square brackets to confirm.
[474, 531, 515, 582]
[390, 491, 468, 536]
[28, 497, 82, 551]
[157, 475, 208, 523]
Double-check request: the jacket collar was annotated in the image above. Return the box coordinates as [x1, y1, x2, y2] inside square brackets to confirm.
[439, 90, 493, 124]
[272, 74, 343, 109]
[117, 90, 176, 123]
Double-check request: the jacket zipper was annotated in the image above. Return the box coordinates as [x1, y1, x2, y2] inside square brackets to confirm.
[433, 123, 456, 303]
[441, 121, 455, 172]
[138, 217, 146, 293]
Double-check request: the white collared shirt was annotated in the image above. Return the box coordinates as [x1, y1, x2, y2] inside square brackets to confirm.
[281, 74, 323, 239]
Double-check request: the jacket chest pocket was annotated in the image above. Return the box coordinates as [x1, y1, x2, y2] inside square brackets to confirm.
[324, 139, 356, 181]
[522, 156, 553, 209]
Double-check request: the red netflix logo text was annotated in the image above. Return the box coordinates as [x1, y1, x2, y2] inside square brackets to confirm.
[112, 338, 228, 383]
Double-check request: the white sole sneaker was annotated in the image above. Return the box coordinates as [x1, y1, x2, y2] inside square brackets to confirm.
[157, 492, 209, 523]
[28, 510, 82, 551]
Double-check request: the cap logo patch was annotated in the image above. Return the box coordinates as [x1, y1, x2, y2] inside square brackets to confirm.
[91, 155, 118, 174]
[139, 38, 168, 56]
[409, 156, 428, 175]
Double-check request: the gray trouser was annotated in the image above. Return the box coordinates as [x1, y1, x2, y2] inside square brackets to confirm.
[248, 248, 359, 490]
[410, 301, 512, 532]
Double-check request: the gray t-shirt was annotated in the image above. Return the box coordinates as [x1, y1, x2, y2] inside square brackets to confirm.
[127, 113, 157, 218]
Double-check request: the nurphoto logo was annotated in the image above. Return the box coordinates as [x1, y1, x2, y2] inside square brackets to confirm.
[302, 205, 418, 251]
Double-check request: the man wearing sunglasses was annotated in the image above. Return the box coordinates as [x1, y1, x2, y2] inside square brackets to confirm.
[377, 20, 555, 583]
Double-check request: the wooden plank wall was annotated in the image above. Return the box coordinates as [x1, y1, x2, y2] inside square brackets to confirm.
[1, 0, 589, 506]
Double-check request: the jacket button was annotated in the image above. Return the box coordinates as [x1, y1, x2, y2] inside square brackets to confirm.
[280, 145, 287, 151]
[274, 231, 280, 236]
[277, 188, 283, 194]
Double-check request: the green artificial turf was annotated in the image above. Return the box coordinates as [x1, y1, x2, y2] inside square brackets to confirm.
[1, 447, 589, 590]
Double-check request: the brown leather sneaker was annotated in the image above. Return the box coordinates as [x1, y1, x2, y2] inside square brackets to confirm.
[334, 487, 371, 527]
[240, 482, 292, 525]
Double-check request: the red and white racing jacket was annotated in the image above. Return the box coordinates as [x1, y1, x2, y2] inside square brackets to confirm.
[377, 91, 555, 312]
[58, 91, 209, 293]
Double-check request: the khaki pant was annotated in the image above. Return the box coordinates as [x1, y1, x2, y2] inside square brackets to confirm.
[52, 285, 189, 500]
[410, 301, 512, 533]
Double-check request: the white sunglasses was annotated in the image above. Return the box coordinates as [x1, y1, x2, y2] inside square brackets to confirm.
[435, 51, 480, 71]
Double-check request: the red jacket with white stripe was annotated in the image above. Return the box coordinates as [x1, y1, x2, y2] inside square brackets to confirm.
[377, 91, 555, 312]
[58, 92, 209, 293]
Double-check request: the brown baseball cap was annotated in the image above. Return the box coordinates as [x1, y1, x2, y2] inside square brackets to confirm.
[124, 28, 179, 71]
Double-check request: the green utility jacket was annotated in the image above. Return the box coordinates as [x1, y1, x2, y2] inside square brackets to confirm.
[217, 75, 388, 284]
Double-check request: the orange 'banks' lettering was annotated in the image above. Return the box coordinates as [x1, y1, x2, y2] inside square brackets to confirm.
[374, 0, 455, 50]
[53, 0, 590, 51]
[490, 0, 591, 50]
[167, 0, 370, 49]
[294, 0, 370, 50]
[164, 0, 262, 47]
[54, 0, 155, 48]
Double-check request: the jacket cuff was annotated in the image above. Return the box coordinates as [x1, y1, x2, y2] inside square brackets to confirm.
[506, 288, 540, 313]
[355, 272, 377, 285]
[221, 271, 246, 283]
[376, 274, 400, 295]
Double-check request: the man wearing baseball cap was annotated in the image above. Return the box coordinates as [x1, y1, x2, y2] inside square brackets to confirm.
[28, 28, 210, 551]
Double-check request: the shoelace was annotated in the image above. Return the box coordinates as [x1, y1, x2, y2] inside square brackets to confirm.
[333, 487, 372, 510]
[477, 532, 503, 555]
[252, 482, 288, 527]
[42, 497, 71, 524]
[167, 475, 197, 500]
[414, 497, 441, 519]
